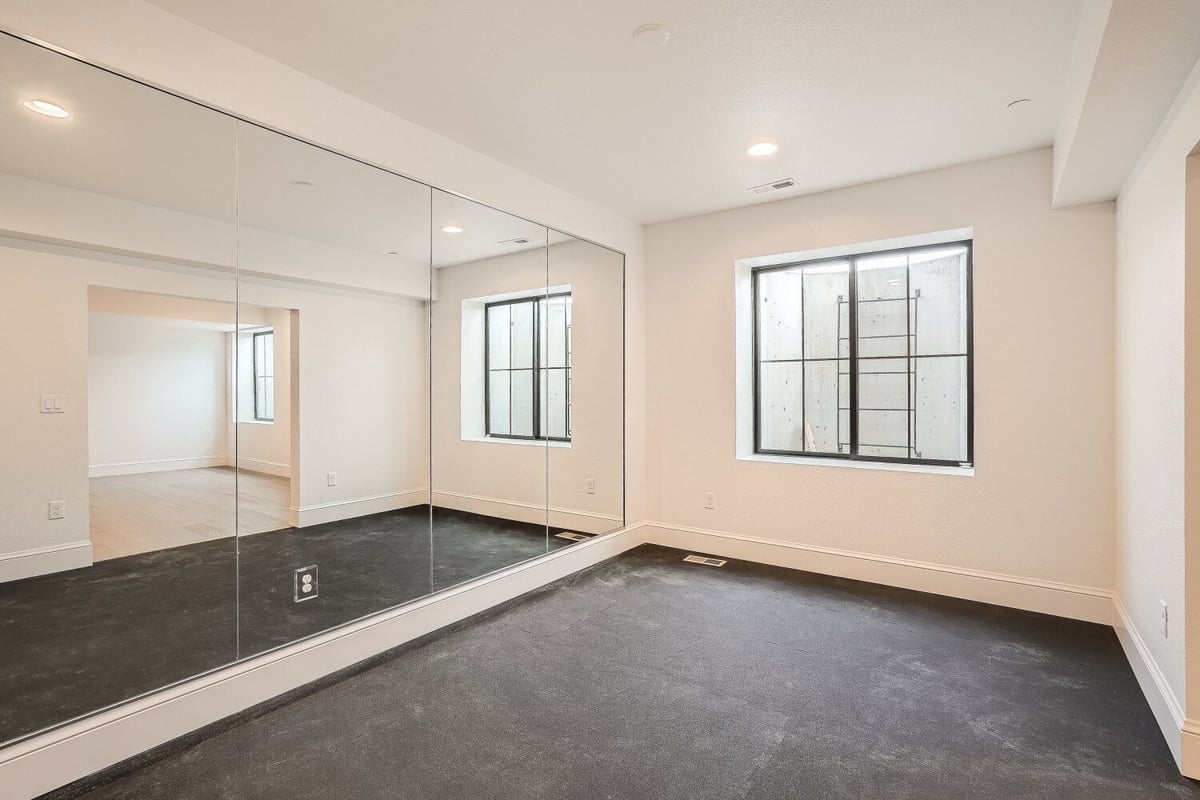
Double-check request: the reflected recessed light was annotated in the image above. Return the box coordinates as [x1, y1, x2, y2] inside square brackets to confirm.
[441, 226, 464, 234]
[632, 23, 671, 48]
[747, 142, 778, 157]
[23, 99, 69, 118]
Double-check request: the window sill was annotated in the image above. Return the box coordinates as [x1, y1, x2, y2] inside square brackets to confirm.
[738, 453, 973, 477]
[463, 436, 572, 449]
[238, 419, 275, 426]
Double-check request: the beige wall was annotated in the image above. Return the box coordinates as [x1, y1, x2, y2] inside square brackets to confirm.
[430, 239, 625, 532]
[234, 306, 293, 479]
[0, 240, 429, 577]
[644, 148, 1115, 591]
[1115, 58, 1200, 738]
[88, 312, 230, 475]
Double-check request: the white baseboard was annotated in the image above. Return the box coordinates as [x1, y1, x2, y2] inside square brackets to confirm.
[0, 523, 648, 800]
[230, 458, 290, 478]
[432, 490, 624, 535]
[293, 489, 429, 528]
[642, 521, 1115, 624]
[1113, 597, 1185, 769]
[89, 456, 228, 478]
[0, 540, 92, 583]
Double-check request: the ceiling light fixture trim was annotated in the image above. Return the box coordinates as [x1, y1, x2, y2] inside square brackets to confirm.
[632, 23, 671, 48]
[22, 99, 70, 118]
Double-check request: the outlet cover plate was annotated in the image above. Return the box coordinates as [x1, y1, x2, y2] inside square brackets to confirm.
[294, 565, 318, 602]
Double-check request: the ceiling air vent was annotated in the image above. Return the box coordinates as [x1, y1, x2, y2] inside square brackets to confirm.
[748, 178, 796, 194]
[499, 237, 533, 246]
[683, 554, 727, 567]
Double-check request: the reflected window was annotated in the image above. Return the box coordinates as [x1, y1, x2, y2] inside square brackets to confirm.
[753, 241, 972, 465]
[486, 293, 572, 441]
[253, 330, 275, 422]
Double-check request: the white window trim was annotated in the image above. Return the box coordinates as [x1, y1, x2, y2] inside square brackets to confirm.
[733, 227, 973, 476]
[460, 284, 573, 447]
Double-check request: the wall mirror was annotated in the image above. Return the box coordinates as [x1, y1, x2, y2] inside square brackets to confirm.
[0, 30, 623, 749]
[0, 32, 239, 742]
[430, 190, 552, 589]
[232, 121, 434, 657]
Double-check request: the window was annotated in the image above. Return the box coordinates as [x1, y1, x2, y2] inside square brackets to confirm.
[485, 293, 572, 441]
[252, 330, 275, 422]
[753, 241, 972, 466]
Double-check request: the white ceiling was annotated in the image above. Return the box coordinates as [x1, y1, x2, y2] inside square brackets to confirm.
[1052, 0, 1200, 207]
[147, 0, 1087, 224]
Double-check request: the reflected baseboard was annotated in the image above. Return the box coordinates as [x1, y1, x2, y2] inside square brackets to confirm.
[0, 540, 92, 583]
[431, 490, 622, 535]
[229, 458, 291, 478]
[88, 456, 228, 478]
[290, 489, 429, 527]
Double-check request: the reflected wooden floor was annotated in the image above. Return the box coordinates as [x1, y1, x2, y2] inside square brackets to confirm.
[89, 467, 291, 560]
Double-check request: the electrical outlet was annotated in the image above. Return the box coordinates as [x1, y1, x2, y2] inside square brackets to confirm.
[294, 565, 318, 602]
[326, 472, 337, 487]
[1161, 600, 1169, 639]
[585, 478, 595, 495]
[47, 500, 66, 520]
[704, 491, 715, 510]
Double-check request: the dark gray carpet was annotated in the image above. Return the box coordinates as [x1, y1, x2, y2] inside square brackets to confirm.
[0, 506, 571, 744]
[57, 545, 1200, 800]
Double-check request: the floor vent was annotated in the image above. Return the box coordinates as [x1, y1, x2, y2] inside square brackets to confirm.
[555, 531, 590, 542]
[683, 554, 727, 567]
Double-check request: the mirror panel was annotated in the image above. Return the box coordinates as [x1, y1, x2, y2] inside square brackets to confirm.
[0, 34, 239, 741]
[0, 31, 626, 749]
[547, 234, 626, 540]
[430, 190, 549, 590]
[233, 122, 432, 657]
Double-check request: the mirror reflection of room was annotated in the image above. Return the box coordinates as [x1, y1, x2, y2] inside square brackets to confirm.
[0, 29, 241, 744]
[87, 288, 295, 559]
[429, 191, 626, 587]
[0, 29, 624, 751]
[429, 190, 553, 589]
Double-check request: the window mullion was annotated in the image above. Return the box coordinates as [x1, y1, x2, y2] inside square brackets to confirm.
[533, 298, 541, 440]
[847, 258, 859, 458]
[484, 306, 491, 436]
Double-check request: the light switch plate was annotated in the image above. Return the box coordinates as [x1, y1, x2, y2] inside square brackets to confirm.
[40, 395, 65, 414]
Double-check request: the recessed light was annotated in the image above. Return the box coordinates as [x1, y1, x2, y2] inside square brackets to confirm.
[747, 142, 779, 157]
[441, 225, 464, 234]
[23, 99, 69, 118]
[632, 23, 671, 48]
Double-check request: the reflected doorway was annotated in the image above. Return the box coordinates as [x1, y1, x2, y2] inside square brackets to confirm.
[86, 287, 297, 560]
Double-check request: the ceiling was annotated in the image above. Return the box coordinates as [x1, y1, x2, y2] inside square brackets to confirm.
[147, 0, 1087, 224]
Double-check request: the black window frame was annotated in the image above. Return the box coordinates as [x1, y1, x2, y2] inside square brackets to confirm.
[751, 240, 973, 468]
[252, 330, 275, 423]
[484, 291, 572, 442]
